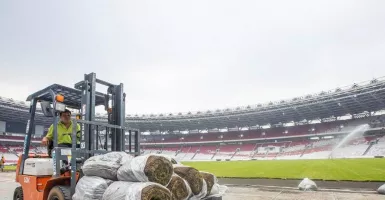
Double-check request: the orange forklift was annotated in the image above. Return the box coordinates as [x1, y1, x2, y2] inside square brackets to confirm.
[13, 73, 140, 200]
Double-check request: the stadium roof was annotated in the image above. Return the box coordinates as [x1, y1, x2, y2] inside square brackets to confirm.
[1, 77, 385, 132]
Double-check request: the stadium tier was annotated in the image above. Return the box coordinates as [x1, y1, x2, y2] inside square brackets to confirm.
[1, 78, 385, 164]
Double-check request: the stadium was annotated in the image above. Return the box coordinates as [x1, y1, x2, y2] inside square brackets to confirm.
[2, 0, 385, 199]
[1, 77, 385, 199]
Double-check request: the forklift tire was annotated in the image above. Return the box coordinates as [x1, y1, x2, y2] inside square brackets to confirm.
[47, 186, 71, 200]
[13, 186, 23, 200]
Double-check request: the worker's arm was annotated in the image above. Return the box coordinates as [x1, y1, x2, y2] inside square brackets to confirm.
[46, 124, 54, 140]
[42, 124, 53, 145]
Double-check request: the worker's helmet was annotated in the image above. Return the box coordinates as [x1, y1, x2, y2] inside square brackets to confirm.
[59, 109, 71, 116]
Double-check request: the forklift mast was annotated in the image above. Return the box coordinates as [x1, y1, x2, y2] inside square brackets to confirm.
[20, 72, 140, 196]
[74, 73, 126, 154]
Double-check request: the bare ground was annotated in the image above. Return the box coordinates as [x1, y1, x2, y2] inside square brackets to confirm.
[0, 172, 383, 200]
[218, 178, 383, 191]
[223, 186, 383, 200]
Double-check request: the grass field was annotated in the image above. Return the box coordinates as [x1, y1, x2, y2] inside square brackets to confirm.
[182, 158, 385, 181]
[3, 165, 16, 172]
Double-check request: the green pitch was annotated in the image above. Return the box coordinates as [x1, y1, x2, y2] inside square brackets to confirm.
[182, 158, 385, 181]
[3, 165, 17, 171]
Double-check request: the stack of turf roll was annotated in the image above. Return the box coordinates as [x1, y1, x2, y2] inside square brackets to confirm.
[74, 153, 174, 200]
[73, 152, 226, 200]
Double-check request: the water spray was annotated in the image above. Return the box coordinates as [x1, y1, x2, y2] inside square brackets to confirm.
[328, 124, 370, 159]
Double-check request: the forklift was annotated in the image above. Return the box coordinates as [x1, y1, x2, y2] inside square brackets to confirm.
[13, 73, 140, 200]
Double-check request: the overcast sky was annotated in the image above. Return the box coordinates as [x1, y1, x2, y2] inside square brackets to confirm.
[1, 0, 385, 115]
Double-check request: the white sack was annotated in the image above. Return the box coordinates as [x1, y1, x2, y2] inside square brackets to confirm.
[378, 184, 385, 195]
[72, 176, 112, 200]
[102, 181, 132, 200]
[82, 152, 132, 180]
[298, 178, 317, 191]
[203, 184, 228, 199]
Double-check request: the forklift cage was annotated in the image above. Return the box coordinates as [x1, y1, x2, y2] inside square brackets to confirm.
[20, 72, 140, 196]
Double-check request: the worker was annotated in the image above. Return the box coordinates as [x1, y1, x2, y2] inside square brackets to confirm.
[0, 155, 5, 172]
[41, 109, 81, 148]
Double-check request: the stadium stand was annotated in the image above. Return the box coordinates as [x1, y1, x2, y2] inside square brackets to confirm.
[362, 136, 385, 157]
[0, 117, 384, 162]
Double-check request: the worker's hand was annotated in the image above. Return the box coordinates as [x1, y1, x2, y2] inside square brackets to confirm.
[41, 137, 49, 146]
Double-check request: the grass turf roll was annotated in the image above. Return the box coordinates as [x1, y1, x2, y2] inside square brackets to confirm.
[117, 154, 174, 186]
[103, 181, 172, 200]
[173, 165, 203, 195]
[141, 183, 172, 200]
[166, 174, 191, 200]
[144, 155, 174, 186]
[200, 172, 216, 195]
